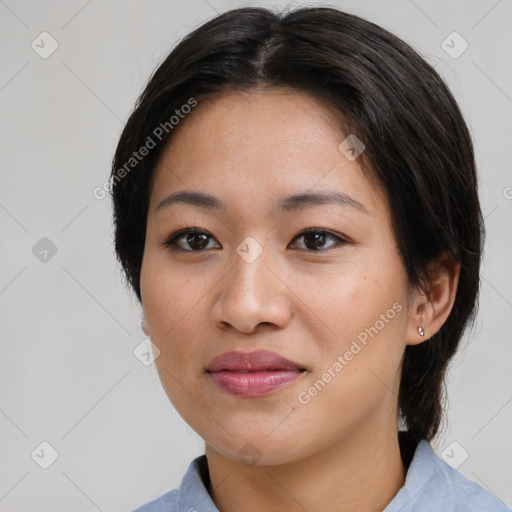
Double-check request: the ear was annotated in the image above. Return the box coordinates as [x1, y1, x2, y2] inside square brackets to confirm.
[141, 318, 150, 337]
[406, 252, 461, 345]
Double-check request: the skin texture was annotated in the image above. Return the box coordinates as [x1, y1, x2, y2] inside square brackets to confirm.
[140, 88, 460, 512]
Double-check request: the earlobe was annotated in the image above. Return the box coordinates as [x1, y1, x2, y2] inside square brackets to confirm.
[141, 318, 150, 337]
[406, 254, 461, 346]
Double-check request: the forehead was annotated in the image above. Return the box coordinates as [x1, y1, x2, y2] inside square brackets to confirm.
[149, 88, 388, 218]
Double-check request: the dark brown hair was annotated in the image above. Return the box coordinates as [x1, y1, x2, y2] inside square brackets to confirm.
[110, 7, 484, 442]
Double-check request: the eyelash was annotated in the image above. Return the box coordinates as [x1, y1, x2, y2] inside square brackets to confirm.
[160, 227, 349, 252]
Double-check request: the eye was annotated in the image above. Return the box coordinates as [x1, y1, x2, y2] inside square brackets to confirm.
[161, 228, 220, 252]
[288, 228, 349, 251]
[161, 227, 349, 253]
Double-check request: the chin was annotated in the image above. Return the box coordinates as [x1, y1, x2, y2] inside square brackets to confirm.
[203, 427, 315, 467]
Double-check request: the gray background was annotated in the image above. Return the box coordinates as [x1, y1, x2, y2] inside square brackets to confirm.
[1, 0, 511, 510]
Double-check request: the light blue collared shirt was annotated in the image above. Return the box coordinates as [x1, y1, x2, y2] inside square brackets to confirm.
[132, 440, 510, 511]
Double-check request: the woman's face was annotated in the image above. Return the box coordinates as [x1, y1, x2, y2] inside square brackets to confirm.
[140, 88, 420, 465]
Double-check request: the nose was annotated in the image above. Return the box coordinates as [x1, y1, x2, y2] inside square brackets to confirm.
[211, 246, 292, 335]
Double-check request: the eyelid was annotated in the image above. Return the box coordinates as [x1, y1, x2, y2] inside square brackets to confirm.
[160, 227, 217, 250]
[291, 228, 349, 246]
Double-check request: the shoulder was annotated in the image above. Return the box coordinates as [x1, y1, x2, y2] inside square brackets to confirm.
[436, 459, 509, 511]
[388, 439, 511, 512]
[131, 489, 178, 512]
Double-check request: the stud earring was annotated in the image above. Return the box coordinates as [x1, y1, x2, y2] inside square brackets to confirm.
[418, 325, 425, 336]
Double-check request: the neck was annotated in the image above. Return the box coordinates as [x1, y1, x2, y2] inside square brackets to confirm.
[205, 420, 407, 512]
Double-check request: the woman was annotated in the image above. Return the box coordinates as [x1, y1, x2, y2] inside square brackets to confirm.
[110, 6, 510, 512]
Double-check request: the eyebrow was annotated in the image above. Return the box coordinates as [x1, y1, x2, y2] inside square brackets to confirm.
[155, 189, 369, 214]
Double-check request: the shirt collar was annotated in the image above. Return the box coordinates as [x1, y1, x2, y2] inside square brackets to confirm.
[383, 439, 443, 511]
[176, 454, 217, 512]
[174, 438, 443, 512]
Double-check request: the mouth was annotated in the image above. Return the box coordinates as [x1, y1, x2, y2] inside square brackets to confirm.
[220, 369, 307, 373]
[206, 350, 307, 397]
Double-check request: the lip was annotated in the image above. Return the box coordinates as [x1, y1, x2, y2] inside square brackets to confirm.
[206, 350, 307, 397]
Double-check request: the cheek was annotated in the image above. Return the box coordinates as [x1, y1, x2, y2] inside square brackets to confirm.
[292, 275, 407, 441]
[140, 261, 207, 368]
[143, 270, 212, 416]
[308, 262, 408, 373]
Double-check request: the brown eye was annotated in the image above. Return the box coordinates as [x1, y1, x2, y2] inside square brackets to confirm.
[162, 227, 348, 253]
[289, 229, 348, 251]
[162, 228, 220, 252]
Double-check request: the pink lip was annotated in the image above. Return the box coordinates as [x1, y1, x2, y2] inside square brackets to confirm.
[206, 350, 307, 397]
